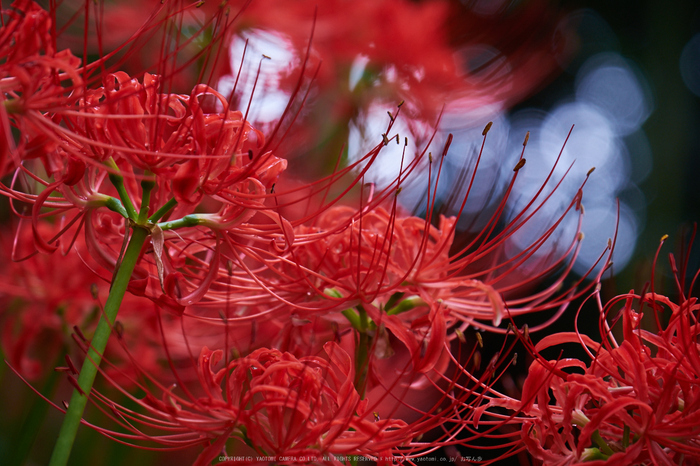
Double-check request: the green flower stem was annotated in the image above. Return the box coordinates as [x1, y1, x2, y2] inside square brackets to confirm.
[384, 291, 405, 312]
[357, 305, 368, 332]
[48, 226, 149, 466]
[354, 331, 370, 398]
[354, 305, 370, 398]
[341, 309, 361, 330]
[321, 288, 372, 397]
[105, 159, 137, 221]
[103, 197, 128, 218]
[322, 288, 362, 330]
[157, 214, 206, 231]
[137, 175, 155, 224]
[591, 429, 615, 457]
[386, 296, 425, 316]
[148, 197, 178, 223]
[582, 448, 609, 461]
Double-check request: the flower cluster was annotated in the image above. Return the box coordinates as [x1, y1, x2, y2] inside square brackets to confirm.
[0, 1, 645, 465]
[476, 235, 700, 465]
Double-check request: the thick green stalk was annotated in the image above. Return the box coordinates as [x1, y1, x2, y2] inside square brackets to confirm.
[591, 429, 615, 457]
[105, 159, 137, 221]
[48, 226, 149, 466]
[138, 175, 155, 224]
[386, 296, 425, 316]
[158, 214, 205, 231]
[354, 306, 370, 398]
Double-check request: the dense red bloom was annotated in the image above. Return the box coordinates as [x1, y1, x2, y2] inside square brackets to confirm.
[1, 2, 611, 464]
[81, 342, 427, 464]
[0, 0, 84, 173]
[188, 125, 602, 379]
[5, 68, 284, 197]
[2, 62, 289, 303]
[0, 0, 54, 60]
[1, 0, 286, 223]
[480, 236, 700, 465]
[79, 73, 277, 187]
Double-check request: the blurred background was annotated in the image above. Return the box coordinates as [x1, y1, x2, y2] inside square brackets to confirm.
[521, 0, 700, 294]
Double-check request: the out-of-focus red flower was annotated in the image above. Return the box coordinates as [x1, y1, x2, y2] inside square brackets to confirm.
[0, 223, 171, 384]
[220, 0, 570, 118]
[0, 0, 84, 174]
[0, 0, 55, 62]
[202, 0, 575, 172]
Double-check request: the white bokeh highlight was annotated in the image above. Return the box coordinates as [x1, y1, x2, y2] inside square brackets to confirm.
[218, 30, 298, 125]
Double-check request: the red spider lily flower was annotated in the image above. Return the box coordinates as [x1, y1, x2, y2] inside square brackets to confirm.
[1, 3, 608, 465]
[0, 0, 54, 61]
[187, 124, 602, 381]
[205, 0, 575, 176]
[125, 125, 609, 465]
[1, 0, 285, 217]
[2, 63, 289, 302]
[5, 67, 284, 199]
[479, 234, 700, 465]
[69, 342, 436, 464]
[70, 71, 283, 202]
[0, 0, 84, 173]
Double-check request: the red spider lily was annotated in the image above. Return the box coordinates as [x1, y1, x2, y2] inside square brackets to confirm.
[1, 2, 611, 464]
[4, 67, 284, 200]
[60, 342, 433, 464]
[199, 0, 575, 178]
[68, 71, 283, 201]
[0, 1, 299, 309]
[177, 123, 603, 380]
[88, 124, 611, 466]
[0, 0, 83, 173]
[0, 0, 54, 61]
[2, 62, 289, 301]
[1, 0, 285, 202]
[477, 234, 700, 465]
[0, 224, 99, 380]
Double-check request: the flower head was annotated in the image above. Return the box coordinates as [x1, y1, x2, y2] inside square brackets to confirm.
[82, 342, 423, 464]
[484, 234, 700, 464]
